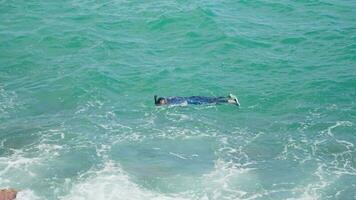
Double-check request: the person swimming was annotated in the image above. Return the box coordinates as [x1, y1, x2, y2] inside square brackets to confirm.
[154, 94, 240, 106]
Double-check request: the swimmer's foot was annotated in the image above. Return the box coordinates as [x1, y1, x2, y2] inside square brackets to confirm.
[228, 94, 240, 106]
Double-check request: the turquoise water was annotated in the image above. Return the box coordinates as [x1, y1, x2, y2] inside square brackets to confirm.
[1, 0, 356, 199]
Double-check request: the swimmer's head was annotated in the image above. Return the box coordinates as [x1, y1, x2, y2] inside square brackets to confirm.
[157, 97, 167, 105]
[154, 95, 167, 106]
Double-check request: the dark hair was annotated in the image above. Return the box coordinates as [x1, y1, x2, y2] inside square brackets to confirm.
[154, 95, 166, 105]
[157, 98, 165, 103]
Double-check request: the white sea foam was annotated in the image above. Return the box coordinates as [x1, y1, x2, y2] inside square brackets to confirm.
[0, 149, 42, 177]
[60, 157, 257, 200]
[166, 112, 191, 122]
[0, 128, 68, 199]
[285, 164, 331, 200]
[2, 105, 354, 200]
[276, 120, 355, 200]
[0, 86, 18, 118]
[61, 161, 190, 200]
[17, 189, 41, 200]
[323, 121, 352, 137]
[75, 99, 104, 114]
[201, 159, 256, 200]
[169, 152, 188, 160]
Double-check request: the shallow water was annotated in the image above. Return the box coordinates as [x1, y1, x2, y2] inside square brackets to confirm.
[0, 0, 355, 199]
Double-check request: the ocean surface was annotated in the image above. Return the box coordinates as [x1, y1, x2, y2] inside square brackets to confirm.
[0, 0, 355, 199]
